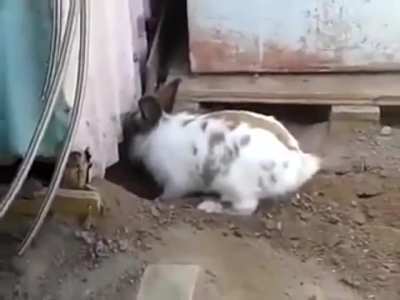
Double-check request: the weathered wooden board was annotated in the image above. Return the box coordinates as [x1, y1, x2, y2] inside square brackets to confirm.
[187, 0, 400, 73]
[177, 74, 400, 106]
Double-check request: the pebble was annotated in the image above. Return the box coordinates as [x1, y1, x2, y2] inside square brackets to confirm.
[276, 221, 283, 231]
[380, 126, 392, 136]
[327, 214, 341, 225]
[355, 183, 383, 198]
[299, 211, 312, 221]
[340, 276, 361, 288]
[75, 230, 95, 245]
[352, 210, 367, 225]
[118, 239, 129, 252]
[150, 206, 160, 217]
[376, 274, 387, 281]
[264, 219, 276, 230]
[233, 230, 243, 238]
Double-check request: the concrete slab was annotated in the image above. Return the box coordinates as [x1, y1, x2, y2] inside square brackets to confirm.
[137, 264, 201, 300]
[330, 105, 380, 122]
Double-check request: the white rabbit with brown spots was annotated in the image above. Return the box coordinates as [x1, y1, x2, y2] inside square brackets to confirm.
[126, 79, 321, 215]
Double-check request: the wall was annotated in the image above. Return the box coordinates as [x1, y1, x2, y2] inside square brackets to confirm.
[187, 0, 400, 72]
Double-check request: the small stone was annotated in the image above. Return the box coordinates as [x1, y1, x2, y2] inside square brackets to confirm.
[291, 240, 300, 249]
[13, 283, 21, 296]
[351, 201, 358, 207]
[327, 214, 340, 225]
[366, 206, 379, 218]
[264, 230, 272, 238]
[299, 211, 312, 221]
[291, 198, 301, 207]
[150, 206, 160, 217]
[355, 183, 383, 198]
[233, 230, 243, 238]
[380, 126, 392, 136]
[376, 274, 387, 281]
[118, 239, 129, 252]
[352, 210, 367, 225]
[264, 220, 276, 230]
[330, 254, 342, 266]
[137, 265, 201, 300]
[95, 240, 106, 255]
[357, 135, 367, 142]
[254, 232, 262, 238]
[327, 234, 343, 248]
[340, 275, 361, 288]
[75, 230, 95, 245]
[276, 221, 283, 231]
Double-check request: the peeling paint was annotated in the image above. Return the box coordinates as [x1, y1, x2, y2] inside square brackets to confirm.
[187, 0, 400, 72]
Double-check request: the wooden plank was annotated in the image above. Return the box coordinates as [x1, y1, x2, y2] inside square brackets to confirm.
[177, 74, 400, 106]
[8, 188, 103, 218]
[145, 4, 166, 94]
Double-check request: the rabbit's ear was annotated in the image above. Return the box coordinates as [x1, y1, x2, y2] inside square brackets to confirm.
[155, 78, 181, 113]
[138, 95, 162, 127]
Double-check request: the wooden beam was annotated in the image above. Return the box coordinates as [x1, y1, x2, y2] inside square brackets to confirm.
[8, 188, 103, 218]
[177, 74, 400, 106]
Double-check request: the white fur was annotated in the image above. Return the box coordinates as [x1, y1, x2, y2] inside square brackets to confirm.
[197, 200, 224, 214]
[130, 111, 320, 215]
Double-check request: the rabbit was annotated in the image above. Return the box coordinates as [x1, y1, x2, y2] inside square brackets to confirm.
[126, 78, 321, 215]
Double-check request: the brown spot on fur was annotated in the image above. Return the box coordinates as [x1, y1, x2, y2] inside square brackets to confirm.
[192, 145, 198, 156]
[239, 134, 251, 147]
[208, 131, 225, 147]
[182, 118, 195, 127]
[270, 173, 277, 184]
[258, 177, 266, 190]
[261, 161, 276, 171]
[226, 121, 239, 130]
[201, 131, 239, 186]
[233, 143, 240, 156]
[201, 121, 208, 132]
[204, 111, 298, 150]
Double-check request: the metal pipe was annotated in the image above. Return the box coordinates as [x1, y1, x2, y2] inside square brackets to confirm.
[0, 0, 78, 219]
[18, 0, 89, 255]
[41, 0, 62, 99]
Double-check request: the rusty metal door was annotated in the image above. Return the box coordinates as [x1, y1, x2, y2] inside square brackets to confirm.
[187, 0, 400, 73]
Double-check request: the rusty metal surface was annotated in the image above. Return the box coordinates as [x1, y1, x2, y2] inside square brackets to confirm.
[187, 0, 400, 73]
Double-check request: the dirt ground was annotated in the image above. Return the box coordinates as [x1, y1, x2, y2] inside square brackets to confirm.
[0, 119, 399, 300]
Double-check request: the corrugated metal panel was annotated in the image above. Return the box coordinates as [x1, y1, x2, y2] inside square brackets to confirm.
[187, 0, 400, 73]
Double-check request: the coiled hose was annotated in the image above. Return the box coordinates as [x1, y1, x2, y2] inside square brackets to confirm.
[18, 0, 89, 255]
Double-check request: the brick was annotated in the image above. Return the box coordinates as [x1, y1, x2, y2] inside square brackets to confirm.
[330, 105, 380, 122]
[137, 264, 201, 300]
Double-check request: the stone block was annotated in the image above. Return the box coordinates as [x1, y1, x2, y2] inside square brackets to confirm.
[137, 264, 201, 300]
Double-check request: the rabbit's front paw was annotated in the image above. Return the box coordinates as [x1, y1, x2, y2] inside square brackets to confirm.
[197, 200, 223, 214]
